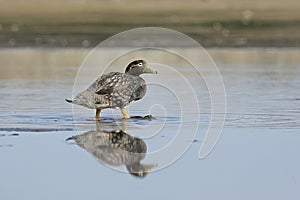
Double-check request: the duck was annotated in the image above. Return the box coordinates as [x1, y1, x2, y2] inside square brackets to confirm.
[66, 60, 157, 120]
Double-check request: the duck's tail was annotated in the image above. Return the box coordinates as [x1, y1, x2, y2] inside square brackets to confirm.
[65, 99, 73, 103]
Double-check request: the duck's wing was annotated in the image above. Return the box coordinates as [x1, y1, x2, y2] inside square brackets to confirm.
[94, 73, 137, 107]
[66, 72, 127, 109]
[94, 73, 133, 94]
[87, 72, 119, 92]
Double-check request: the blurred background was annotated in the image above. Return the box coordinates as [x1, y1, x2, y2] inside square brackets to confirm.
[1, 1, 300, 200]
[1, 0, 299, 48]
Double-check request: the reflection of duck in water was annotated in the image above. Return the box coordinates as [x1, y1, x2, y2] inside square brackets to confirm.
[65, 60, 157, 120]
[66, 122, 155, 178]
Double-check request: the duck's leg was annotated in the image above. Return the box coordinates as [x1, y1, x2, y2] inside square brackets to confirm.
[120, 119, 127, 131]
[94, 108, 101, 121]
[121, 108, 130, 119]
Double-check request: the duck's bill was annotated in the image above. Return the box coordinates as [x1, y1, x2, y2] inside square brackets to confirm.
[144, 65, 158, 74]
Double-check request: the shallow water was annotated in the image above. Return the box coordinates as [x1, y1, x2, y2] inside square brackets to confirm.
[0, 48, 299, 200]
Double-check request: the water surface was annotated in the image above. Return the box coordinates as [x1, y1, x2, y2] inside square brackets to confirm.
[0, 48, 299, 200]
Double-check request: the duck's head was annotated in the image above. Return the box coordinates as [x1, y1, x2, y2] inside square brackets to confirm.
[125, 60, 157, 76]
[126, 163, 156, 178]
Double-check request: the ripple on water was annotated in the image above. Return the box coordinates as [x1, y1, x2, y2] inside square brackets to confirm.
[0, 113, 75, 133]
[226, 112, 300, 129]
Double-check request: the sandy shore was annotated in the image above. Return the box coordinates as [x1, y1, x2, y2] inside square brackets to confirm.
[1, 47, 300, 70]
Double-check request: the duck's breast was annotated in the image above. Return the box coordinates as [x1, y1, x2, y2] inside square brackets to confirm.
[131, 77, 147, 101]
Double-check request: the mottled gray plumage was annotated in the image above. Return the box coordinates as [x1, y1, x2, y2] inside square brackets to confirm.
[66, 60, 157, 120]
[67, 128, 155, 177]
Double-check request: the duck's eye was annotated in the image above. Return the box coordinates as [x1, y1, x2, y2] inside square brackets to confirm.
[138, 62, 143, 66]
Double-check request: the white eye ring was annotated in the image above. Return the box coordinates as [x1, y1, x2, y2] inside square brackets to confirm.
[138, 62, 143, 66]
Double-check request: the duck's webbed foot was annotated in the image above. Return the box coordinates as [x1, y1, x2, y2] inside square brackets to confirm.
[131, 115, 153, 120]
[143, 115, 153, 120]
[93, 117, 100, 121]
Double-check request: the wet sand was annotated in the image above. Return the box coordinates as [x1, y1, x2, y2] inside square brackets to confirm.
[1, 47, 300, 69]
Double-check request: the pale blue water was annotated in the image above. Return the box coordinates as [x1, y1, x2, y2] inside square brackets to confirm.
[0, 48, 299, 200]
